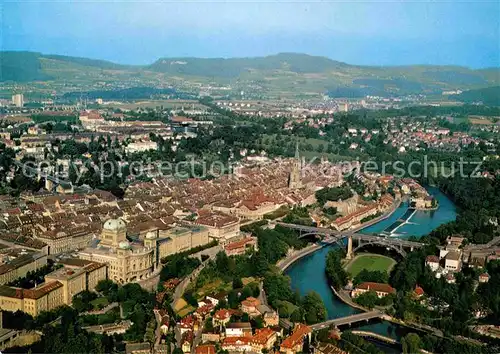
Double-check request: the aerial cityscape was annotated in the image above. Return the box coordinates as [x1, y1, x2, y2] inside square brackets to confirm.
[1, 1, 500, 353]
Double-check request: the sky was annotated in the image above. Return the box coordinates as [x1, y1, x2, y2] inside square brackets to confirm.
[2, 0, 500, 68]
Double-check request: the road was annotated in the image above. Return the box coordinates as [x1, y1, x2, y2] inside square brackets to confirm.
[191, 323, 204, 354]
[153, 309, 164, 349]
[170, 251, 219, 309]
[310, 311, 382, 331]
[189, 244, 222, 261]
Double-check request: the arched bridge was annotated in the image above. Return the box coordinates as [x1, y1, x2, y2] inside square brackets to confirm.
[275, 222, 424, 257]
[276, 222, 341, 238]
[351, 234, 424, 257]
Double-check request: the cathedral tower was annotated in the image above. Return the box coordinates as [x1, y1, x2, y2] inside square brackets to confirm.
[288, 143, 302, 189]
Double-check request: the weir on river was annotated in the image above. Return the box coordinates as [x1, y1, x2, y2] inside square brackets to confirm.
[285, 186, 457, 343]
[381, 208, 417, 236]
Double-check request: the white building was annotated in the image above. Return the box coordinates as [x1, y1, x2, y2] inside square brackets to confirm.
[444, 251, 461, 272]
[12, 94, 24, 108]
[225, 323, 252, 337]
[425, 255, 440, 272]
[125, 141, 158, 153]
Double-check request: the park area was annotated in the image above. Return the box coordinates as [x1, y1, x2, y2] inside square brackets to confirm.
[346, 253, 396, 277]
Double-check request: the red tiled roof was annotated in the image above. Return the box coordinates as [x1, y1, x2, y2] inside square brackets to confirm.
[196, 344, 216, 354]
[23, 281, 63, 300]
[356, 282, 396, 294]
[241, 296, 260, 308]
[251, 328, 275, 345]
[224, 237, 255, 251]
[426, 255, 439, 263]
[214, 309, 231, 320]
[414, 285, 424, 296]
[280, 324, 311, 350]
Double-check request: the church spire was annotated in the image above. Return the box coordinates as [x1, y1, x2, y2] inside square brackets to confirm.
[289, 142, 302, 190]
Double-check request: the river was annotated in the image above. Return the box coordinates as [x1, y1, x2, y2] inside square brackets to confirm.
[285, 187, 457, 345]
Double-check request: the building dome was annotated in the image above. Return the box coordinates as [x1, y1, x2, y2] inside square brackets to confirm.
[119, 241, 131, 249]
[103, 218, 126, 231]
[145, 231, 157, 239]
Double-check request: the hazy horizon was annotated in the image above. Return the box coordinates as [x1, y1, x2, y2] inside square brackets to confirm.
[3, 0, 500, 68]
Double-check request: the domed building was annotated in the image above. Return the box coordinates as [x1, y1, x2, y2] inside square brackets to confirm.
[78, 218, 211, 286]
[101, 218, 127, 247]
[78, 218, 156, 284]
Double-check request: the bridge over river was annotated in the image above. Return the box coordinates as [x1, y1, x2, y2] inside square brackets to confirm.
[310, 311, 383, 331]
[275, 222, 425, 257]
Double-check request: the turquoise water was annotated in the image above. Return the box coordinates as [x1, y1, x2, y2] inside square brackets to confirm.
[285, 187, 457, 342]
[361, 186, 457, 238]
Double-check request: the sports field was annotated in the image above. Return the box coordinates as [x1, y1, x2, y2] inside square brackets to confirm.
[346, 254, 396, 277]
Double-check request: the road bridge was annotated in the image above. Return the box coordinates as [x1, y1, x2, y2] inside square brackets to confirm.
[351, 234, 424, 257]
[276, 222, 425, 257]
[276, 222, 341, 238]
[310, 311, 383, 331]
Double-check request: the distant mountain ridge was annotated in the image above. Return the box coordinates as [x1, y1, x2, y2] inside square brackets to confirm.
[148, 53, 351, 77]
[1, 51, 499, 97]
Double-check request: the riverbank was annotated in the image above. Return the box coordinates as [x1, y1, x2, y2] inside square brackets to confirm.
[361, 187, 456, 238]
[349, 198, 403, 235]
[331, 285, 442, 341]
[277, 243, 323, 271]
[286, 186, 458, 342]
[278, 199, 403, 272]
[414, 206, 439, 211]
[330, 286, 367, 312]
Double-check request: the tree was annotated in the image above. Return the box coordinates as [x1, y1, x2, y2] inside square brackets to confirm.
[315, 185, 353, 205]
[183, 290, 198, 307]
[290, 308, 304, 323]
[228, 290, 240, 309]
[325, 249, 348, 289]
[402, 333, 422, 354]
[233, 278, 243, 289]
[353, 291, 379, 309]
[354, 269, 388, 285]
[72, 290, 97, 312]
[302, 292, 327, 324]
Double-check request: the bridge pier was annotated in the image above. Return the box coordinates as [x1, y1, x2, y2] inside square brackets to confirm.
[346, 235, 354, 260]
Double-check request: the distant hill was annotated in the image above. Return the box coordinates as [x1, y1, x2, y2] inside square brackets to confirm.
[148, 53, 349, 77]
[1, 51, 499, 97]
[43, 54, 133, 70]
[0, 51, 53, 82]
[455, 86, 500, 106]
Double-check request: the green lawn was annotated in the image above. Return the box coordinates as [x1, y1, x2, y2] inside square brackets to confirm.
[346, 254, 396, 277]
[91, 297, 109, 310]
